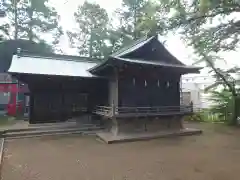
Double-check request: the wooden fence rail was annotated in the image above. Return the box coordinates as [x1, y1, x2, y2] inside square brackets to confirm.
[94, 105, 194, 118]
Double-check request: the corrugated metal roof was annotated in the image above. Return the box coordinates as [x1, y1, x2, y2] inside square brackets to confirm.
[8, 55, 98, 77]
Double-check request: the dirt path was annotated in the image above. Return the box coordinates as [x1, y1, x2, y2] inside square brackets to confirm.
[2, 123, 240, 180]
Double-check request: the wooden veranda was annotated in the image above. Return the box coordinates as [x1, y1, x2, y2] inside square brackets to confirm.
[94, 105, 194, 118]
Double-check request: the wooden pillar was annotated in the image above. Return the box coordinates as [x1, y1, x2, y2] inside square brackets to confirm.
[29, 93, 34, 124]
[60, 82, 65, 122]
[109, 68, 119, 110]
[115, 71, 119, 107]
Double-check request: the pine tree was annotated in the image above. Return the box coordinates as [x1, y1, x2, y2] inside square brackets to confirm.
[116, 0, 166, 40]
[67, 1, 110, 59]
[1, 0, 63, 47]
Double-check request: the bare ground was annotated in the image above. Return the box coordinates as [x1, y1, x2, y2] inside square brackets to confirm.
[2, 123, 240, 180]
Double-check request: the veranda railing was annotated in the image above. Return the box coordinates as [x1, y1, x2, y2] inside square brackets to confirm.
[94, 105, 194, 118]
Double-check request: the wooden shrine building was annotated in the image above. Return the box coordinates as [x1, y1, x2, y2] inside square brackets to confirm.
[8, 35, 202, 143]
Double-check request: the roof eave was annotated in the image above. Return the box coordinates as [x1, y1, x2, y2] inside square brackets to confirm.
[88, 58, 116, 75]
[89, 56, 203, 75]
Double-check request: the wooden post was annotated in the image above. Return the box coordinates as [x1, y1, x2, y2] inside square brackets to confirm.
[112, 101, 116, 117]
[190, 101, 193, 113]
[29, 93, 34, 124]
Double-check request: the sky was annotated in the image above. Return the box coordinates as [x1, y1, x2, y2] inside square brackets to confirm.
[50, 0, 197, 65]
[50, 0, 239, 71]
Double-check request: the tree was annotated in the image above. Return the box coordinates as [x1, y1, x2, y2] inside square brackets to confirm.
[116, 0, 167, 40]
[209, 88, 240, 124]
[67, 1, 168, 58]
[0, 0, 6, 17]
[0, 39, 53, 72]
[67, 1, 110, 59]
[0, 23, 10, 40]
[1, 0, 63, 48]
[160, 0, 240, 125]
[200, 53, 240, 125]
[159, 0, 239, 52]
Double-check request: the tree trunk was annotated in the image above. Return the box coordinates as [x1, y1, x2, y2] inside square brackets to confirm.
[28, 0, 33, 41]
[89, 29, 93, 58]
[133, 0, 137, 40]
[14, 0, 18, 40]
[231, 95, 240, 125]
[230, 95, 236, 125]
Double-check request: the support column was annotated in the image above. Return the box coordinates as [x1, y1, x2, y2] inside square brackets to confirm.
[110, 118, 119, 136]
[29, 93, 34, 124]
[108, 69, 118, 111]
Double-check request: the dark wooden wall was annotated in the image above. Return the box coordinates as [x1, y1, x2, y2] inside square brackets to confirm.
[118, 67, 181, 107]
[122, 37, 183, 66]
[21, 75, 108, 124]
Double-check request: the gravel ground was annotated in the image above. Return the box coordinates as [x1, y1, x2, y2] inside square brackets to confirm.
[2, 123, 240, 180]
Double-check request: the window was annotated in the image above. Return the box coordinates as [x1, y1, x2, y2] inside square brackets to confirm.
[166, 81, 170, 88]
[144, 80, 147, 87]
[132, 78, 136, 86]
[3, 92, 9, 97]
[152, 47, 156, 52]
[157, 80, 160, 87]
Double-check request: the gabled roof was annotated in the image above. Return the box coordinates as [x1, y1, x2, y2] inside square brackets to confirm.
[90, 35, 202, 74]
[111, 35, 155, 57]
[8, 54, 98, 78]
[110, 34, 184, 65]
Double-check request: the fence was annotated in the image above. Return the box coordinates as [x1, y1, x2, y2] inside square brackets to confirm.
[94, 105, 194, 118]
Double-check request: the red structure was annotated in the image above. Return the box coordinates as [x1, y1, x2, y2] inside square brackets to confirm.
[0, 83, 24, 116]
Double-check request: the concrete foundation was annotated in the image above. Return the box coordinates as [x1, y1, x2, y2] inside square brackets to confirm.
[97, 116, 202, 143]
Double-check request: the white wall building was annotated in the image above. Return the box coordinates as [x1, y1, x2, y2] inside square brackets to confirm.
[181, 74, 215, 109]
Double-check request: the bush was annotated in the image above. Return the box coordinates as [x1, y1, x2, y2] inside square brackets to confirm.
[184, 110, 225, 123]
[184, 113, 204, 122]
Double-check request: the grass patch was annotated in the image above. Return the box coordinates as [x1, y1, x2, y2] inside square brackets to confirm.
[0, 115, 16, 126]
[184, 110, 226, 124]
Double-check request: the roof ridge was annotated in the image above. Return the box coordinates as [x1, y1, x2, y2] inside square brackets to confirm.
[111, 35, 150, 57]
[17, 52, 101, 63]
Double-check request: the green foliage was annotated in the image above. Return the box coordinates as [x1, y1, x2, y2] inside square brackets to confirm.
[116, 0, 167, 40]
[67, 1, 110, 59]
[184, 89, 240, 124]
[184, 113, 204, 122]
[0, 39, 53, 72]
[67, 0, 168, 58]
[208, 89, 240, 124]
[161, 0, 240, 53]
[209, 89, 233, 122]
[184, 110, 227, 123]
[0, 115, 16, 126]
[0, 0, 63, 50]
[0, 23, 10, 39]
[116, 0, 147, 39]
[161, 0, 240, 125]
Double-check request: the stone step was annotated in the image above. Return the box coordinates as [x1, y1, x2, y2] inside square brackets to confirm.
[28, 121, 77, 127]
[5, 130, 100, 140]
[4, 126, 103, 138]
[3, 123, 102, 134]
